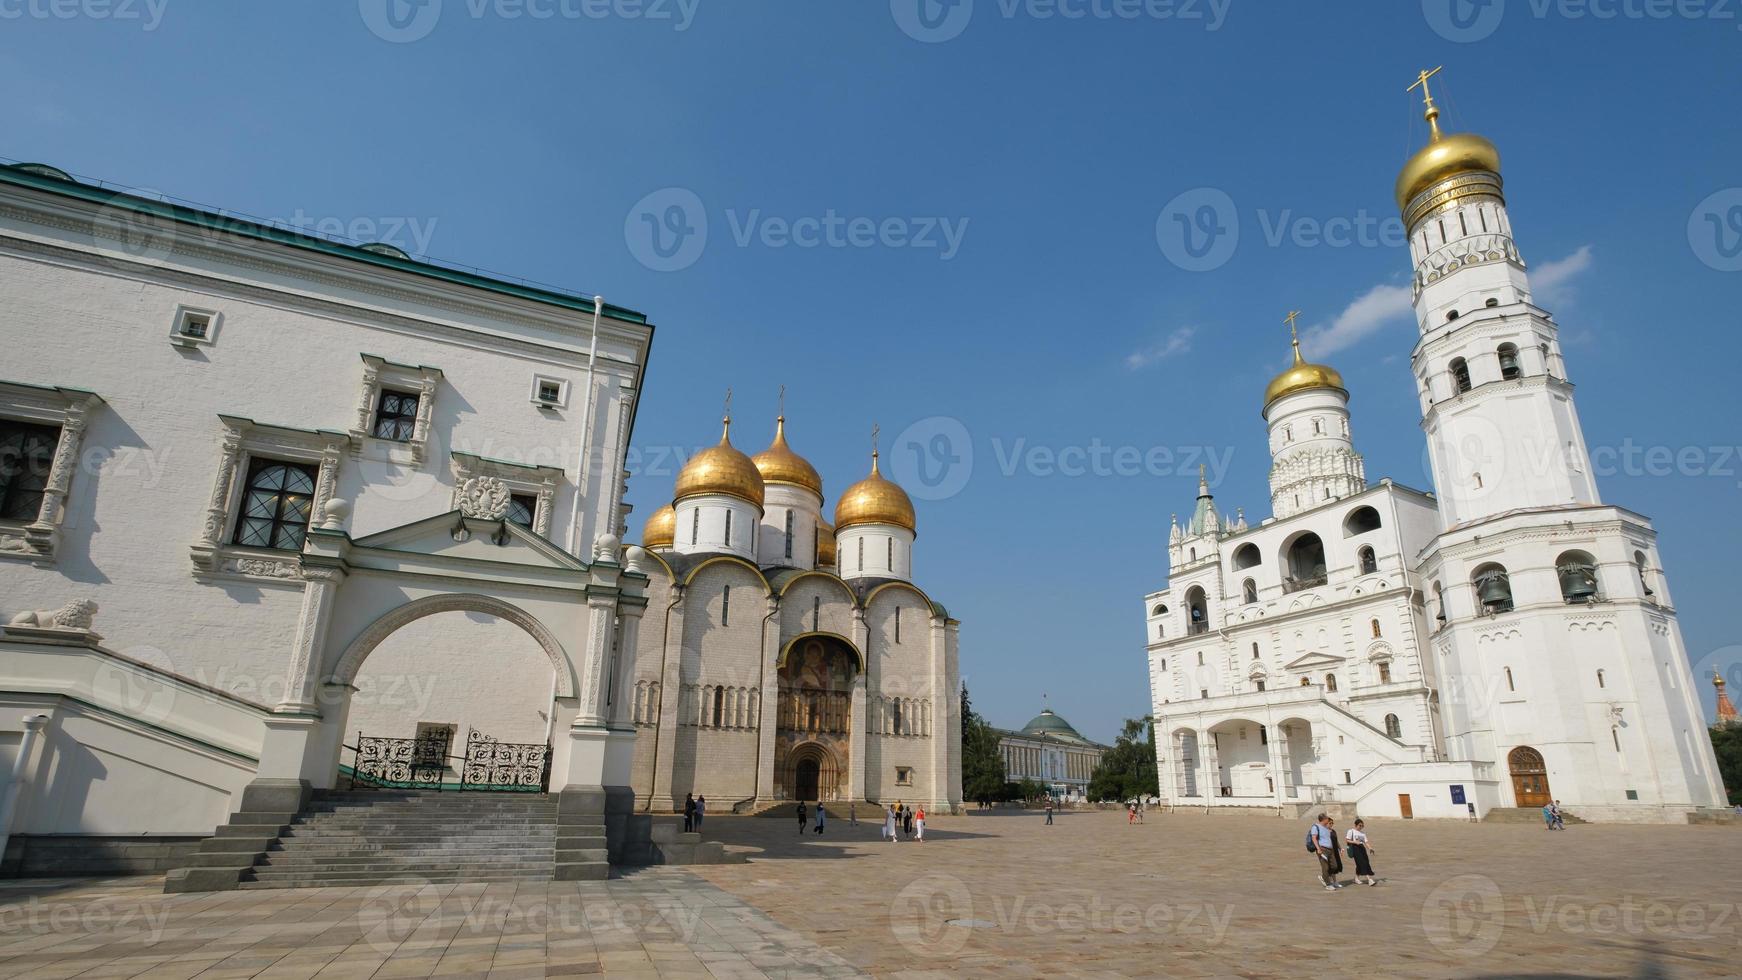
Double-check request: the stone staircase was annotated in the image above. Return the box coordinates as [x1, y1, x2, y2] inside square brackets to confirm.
[1482, 806, 1587, 826]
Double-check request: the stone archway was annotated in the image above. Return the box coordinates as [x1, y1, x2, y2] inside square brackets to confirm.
[1508, 745, 1552, 808]
[775, 634, 858, 801]
[330, 593, 573, 697]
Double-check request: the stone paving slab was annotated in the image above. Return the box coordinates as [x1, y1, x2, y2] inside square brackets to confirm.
[685, 807, 1742, 978]
[0, 872, 861, 980]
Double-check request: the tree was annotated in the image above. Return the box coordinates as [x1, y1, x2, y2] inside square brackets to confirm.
[958, 684, 1007, 803]
[1711, 722, 1742, 805]
[1088, 716, 1160, 802]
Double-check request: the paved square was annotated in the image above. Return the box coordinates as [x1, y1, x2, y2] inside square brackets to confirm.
[1, 809, 1738, 978]
[689, 808, 1742, 978]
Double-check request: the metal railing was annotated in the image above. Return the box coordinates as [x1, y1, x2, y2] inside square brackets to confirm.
[345, 729, 551, 792]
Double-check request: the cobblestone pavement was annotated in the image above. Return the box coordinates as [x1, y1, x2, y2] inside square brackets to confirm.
[3, 809, 1739, 979]
[688, 807, 1742, 978]
[0, 871, 862, 980]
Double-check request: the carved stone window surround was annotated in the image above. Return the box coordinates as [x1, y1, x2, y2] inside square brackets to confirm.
[0, 380, 103, 566]
[449, 451, 562, 538]
[350, 354, 442, 465]
[190, 414, 351, 582]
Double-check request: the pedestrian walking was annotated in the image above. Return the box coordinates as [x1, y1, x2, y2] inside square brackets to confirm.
[915, 806, 925, 842]
[796, 801, 807, 836]
[903, 805, 914, 838]
[683, 793, 696, 833]
[815, 802, 826, 835]
[1309, 814, 1342, 890]
[1541, 802, 1556, 830]
[694, 795, 706, 832]
[1045, 800, 1054, 825]
[1345, 818, 1378, 885]
[884, 804, 897, 842]
[1128, 803, 1136, 825]
[1550, 800, 1566, 830]
[849, 800, 857, 825]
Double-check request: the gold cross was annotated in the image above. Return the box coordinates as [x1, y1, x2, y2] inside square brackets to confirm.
[1283, 309, 1302, 344]
[1408, 66, 1445, 138]
[722, 387, 732, 421]
[778, 384, 786, 419]
[871, 423, 880, 457]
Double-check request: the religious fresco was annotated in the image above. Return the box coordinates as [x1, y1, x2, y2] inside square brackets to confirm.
[774, 637, 857, 800]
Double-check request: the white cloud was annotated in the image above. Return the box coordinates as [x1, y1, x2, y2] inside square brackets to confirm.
[1124, 326, 1196, 370]
[1528, 245, 1593, 307]
[1300, 283, 1413, 359]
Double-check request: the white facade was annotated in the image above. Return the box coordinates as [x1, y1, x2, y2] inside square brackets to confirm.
[1143, 106, 1726, 823]
[0, 163, 657, 843]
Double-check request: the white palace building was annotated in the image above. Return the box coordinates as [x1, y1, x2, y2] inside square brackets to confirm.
[0, 157, 960, 883]
[1142, 79, 1727, 823]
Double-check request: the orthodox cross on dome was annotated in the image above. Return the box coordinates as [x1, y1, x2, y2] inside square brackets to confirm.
[1408, 65, 1445, 139]
[871, 423, 880, 460]
[777, 383, 786, 420]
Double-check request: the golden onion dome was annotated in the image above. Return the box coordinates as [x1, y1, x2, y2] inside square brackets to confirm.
[673, 417, 765, 509]
[1264, 339, 1346, 413]
[834, 452, 916, 533]
[816, 520, 837, 566]
[1396, 131, 1502, 212]
[752, 417, 823, 497]
[641, 503, 676, 550]
[1395, 70, 1502, 214]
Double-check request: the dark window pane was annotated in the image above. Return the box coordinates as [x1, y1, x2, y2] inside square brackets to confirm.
[372, 389, 419, 442]
[0, 421, 60, 522]
[507, 494, 535, 528]
[232, 457, 318, 551]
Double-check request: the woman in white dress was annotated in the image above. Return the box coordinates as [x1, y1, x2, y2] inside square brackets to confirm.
[884, 804, 897, 843]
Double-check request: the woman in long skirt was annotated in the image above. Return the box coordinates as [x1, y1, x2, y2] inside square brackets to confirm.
[915, 807, 925, 842]
[884, 804, 897, 842]
[1344, 818, 1378, 885]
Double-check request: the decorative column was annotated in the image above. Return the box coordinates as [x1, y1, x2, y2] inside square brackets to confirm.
[928, 613, 952, 810]
[757, 596, 781, 802]
[278, 564, 346, 713]
[649, 590, 686, 809]
[849, 605, 869, 801]
[22, 394, 98, 561]
[1199, 729, 1220, 804]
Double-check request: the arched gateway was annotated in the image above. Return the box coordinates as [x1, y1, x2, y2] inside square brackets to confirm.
[775, 632, 859, 801]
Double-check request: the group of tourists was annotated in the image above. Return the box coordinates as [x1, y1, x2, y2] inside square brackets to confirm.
[1307, 813, 1379, 890]
[795, 800, 828, 835]
[681, 793, 707, 833]
[883, 801, 924, 842]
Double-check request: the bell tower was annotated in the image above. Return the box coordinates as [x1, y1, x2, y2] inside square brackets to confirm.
[1400, 68, 1598, 528]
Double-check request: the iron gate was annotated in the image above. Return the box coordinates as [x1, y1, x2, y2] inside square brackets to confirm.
[351, 728, 551, 792]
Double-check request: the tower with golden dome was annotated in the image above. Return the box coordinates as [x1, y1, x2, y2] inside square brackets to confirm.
[1140, 69, 1726, 824]
[624, 401, 958, 815]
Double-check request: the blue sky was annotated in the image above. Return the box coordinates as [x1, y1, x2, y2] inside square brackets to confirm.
[6, 1, 1739, 742]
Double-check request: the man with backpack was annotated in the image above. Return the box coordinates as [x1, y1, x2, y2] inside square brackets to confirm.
[1308, 814, 1343, 890]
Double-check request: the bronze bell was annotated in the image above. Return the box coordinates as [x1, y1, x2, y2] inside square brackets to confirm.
[1557, 563, 1598, 601]
[1475, 569, 1512, 610]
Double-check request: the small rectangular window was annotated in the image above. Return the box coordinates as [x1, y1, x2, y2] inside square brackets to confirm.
[180, 313, 210, 338]
[895, 766, 913, 786]
[538, 382, 561, 403]
[507, 493, 536, 529]
[372, 389, 419, 441]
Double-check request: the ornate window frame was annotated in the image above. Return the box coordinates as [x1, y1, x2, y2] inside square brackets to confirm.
[190, 414, 351, 582]
[168, 304, 222, 350]
[449, 451, 561, 538]
[0, 380, 102, 566]
[350, 354, 442, 464]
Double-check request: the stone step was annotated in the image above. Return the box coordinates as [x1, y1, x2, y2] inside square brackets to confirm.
[238, 872, 557, 890]
[253, 860, 556, 875]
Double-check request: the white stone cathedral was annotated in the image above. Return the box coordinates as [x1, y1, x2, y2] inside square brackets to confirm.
[1142, 79, 1726, 823]
[626, 416, 963, 813]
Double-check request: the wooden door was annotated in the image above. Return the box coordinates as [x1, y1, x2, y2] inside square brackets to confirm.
[1398, 793, 1413, 819]
[1508, 746, 1552, 808]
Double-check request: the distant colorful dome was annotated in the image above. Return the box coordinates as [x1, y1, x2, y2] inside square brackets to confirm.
[816, 520, 837, 566]
[641, 504, 676, 550]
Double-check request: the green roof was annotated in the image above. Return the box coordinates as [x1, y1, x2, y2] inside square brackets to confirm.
[0, 162, 647, 324]
[1022, 709, 1083, 739]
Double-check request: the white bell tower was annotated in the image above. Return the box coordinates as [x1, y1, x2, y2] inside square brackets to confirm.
[1401, 68, 1598, 529]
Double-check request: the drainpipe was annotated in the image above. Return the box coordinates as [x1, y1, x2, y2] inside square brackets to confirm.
[567, 296, 605, 556]
[0, 715, 50, 866]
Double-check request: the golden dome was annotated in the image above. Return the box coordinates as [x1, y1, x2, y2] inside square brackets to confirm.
[673, 418, 765, 509]
[834, 452, 916, 533]
[1264, 339, 1346, 412]
[641, 504, 676, 550]
[1395, 69, 1501, 214]
[752, 417, 823, 496]
[816, 520, 837, 566]
[1396, 131, 1502, 212]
